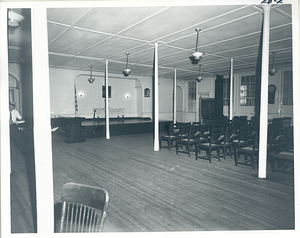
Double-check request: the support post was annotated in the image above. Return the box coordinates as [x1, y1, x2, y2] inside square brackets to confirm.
[105, 60, 110, 139]
[154, 43, 159, 151]
[229, 58, 234, 120]
[173, 69, 177, 124]
[258, 5, 271, 178]
[31, 7, 54, 233]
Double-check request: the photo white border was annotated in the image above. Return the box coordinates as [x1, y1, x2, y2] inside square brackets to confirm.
[0, 1, 299, 238]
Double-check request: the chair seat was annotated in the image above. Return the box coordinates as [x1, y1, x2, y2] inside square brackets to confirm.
[271, 151, 294, 173]
[221, 141, 230, 146]
[161, 134, 178, 139]
[239, 147, 258, 152]
[272, 151, 294, 160]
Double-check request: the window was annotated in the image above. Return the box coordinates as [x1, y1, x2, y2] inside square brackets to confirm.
[223, 77, 234, 106]
[282, 70, 293, 105]
[240, 75, 255, 106]
[188, 81, 196, 111]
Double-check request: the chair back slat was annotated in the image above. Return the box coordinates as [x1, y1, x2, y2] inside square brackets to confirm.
[59, 183, 109, 233]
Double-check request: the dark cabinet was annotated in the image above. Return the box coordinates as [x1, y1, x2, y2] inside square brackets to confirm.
[64, 117, 85, 143]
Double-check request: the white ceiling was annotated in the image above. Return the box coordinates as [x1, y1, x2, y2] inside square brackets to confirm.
[8, 4, 293, 80]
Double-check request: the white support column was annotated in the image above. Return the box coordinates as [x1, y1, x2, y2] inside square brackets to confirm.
[31, 7, 54, 233]
[154, 43, 159, 151]
[105, 60, 110, 139]
[258, 5, 271, 178]
[173, 69, 177, 124]
[0, 6, 12, 237]
[229, 58, 234, 120]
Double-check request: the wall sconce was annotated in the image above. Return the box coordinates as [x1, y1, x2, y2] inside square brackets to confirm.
[125, 94, 130, 99]
[79, 92, 84, 97]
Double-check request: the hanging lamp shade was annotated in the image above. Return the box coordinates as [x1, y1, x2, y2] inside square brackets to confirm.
[122, 53, 131, 77]
[196, 64, 203, 82]
[269, 51, 278, 76]
[8, 9, 24, 27]
[88, 66, 95, 83]
[191, 28, 205, 62]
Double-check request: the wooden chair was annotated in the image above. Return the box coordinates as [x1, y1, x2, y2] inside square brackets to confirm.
[159, 123, 181, 150]
[177, 122, 191, 140]
[220, 124, 234, 159]
[198, 122, 211, 144]
[232, 124, 250, 153]
[268, 134, 283, 156]
[197, 124, 224, 163]
[282, 126, 293, 151]
[234, 131, 258, 169]
[59, 182, 109, 233]
[176, 123, 200, 158]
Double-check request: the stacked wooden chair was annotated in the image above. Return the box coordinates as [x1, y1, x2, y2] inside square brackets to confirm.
[176, 122, 201, 159]
[197, 123, 225, 163]
[159, 123, 181, 150]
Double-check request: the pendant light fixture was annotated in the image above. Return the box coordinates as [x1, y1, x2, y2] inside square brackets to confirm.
[269, 51, 278, 76]
[8, 9, 24, 27]
[196, 64, 203, 82]
[122, 53, 131, 77]
[191, 28, 204, 61]
[88, 66, 95, 83]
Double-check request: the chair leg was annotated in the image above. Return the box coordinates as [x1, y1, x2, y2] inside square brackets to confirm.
[208, 149, 211, 163]
[251, 154, 255, 170]
[195, 144, 198, 160]
[271, 155, 274, 173]
[234, 149, 238, 166]
[176, 142, 179, 154]
[217, 148, 220, 161]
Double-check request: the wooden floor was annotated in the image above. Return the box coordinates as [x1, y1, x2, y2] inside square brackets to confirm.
[11, 132, 295, 233]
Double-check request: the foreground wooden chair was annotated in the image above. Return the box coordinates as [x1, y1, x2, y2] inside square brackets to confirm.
[159, 123, 181, 150]
[59, 182, 109, 233]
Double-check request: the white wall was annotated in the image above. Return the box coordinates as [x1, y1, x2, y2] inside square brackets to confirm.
[8, 63, 293, 122]
[49, 67, 184, 120]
